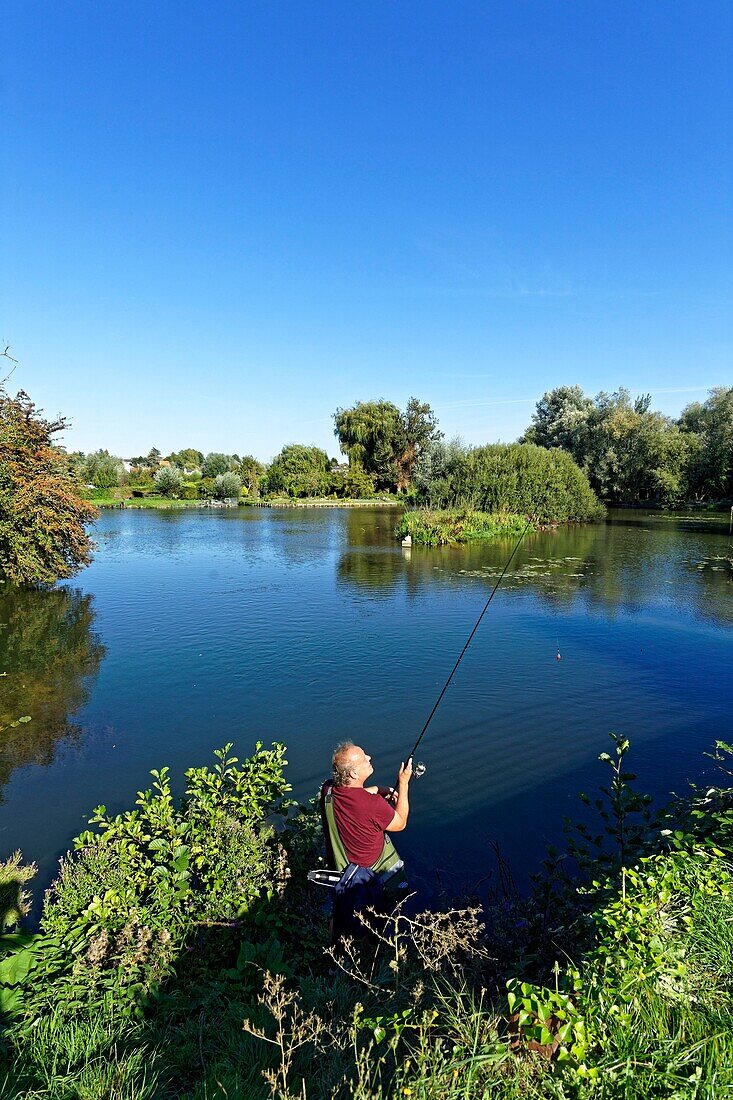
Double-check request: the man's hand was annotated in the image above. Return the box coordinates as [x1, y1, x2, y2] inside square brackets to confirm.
[387, 760, 412, 833]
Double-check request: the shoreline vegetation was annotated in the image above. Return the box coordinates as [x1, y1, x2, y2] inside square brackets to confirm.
[396, 508, 533, 546]
[89, 492, 403, 510]
[2, 736, 732, 1098]
[4, 384, 732, 586]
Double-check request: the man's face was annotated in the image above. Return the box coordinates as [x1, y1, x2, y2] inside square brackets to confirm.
[350, 746, 374, 782]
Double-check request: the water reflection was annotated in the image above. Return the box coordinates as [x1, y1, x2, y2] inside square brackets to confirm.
[335, 514, 733, 628]
[0, 506, 730, 899]
[0, 587, 105, 796]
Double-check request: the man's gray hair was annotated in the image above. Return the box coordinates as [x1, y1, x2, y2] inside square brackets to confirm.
[332, 741, 358, 786]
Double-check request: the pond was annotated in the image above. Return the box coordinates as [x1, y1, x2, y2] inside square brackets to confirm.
[1, 506, 732, 903]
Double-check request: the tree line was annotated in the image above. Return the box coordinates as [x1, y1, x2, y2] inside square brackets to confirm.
[521, 385, 733, 507]
[76, 387, 733, 508]
[2, 383, 731, 586]
[74, 396, 443, 501]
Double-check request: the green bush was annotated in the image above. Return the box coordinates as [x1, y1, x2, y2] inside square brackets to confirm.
[9, 744, 291, 1019]
[82, 450, 123, 490]
[197, 476, 216, 499]
[153, 465, 183, 498]
[179, 483, 198, 500]
[416, 441, 603, 523]
[214, 472, 243, 500]
[341, 465, 377, 499]
[128, 467, 154, 488]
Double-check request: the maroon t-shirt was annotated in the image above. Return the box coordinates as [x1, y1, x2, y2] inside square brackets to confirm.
[329, 785, 394, 867]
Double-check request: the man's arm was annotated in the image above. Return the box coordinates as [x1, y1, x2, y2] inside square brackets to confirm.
[366, 785, 395, 800]
[386, 759, 412, 832]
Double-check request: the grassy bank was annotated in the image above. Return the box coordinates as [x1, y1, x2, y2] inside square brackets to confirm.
[1, 738, 732, 1098]
[396, 508, 532, 545]
[243, 497, 402, 508]
[87, 492, 403, 510]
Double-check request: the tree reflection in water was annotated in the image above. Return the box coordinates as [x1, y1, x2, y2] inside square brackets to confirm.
[0, 587, 105, 796]
[336, 510, 733, 628]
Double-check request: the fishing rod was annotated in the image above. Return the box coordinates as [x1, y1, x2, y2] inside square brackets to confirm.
[404, 514, 535, 773]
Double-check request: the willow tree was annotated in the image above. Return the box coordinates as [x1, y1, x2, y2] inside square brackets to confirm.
[334, 396, 441, 491]
[0, 388, 98, 585]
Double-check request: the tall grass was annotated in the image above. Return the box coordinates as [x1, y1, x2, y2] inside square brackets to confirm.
[396, 508, 530, 545]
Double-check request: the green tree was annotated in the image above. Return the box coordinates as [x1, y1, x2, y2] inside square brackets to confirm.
[521, 385, 593, 464]
[333, 396, 441, 491]
[129, 447, 161, 469]
[167, 448, 204, 470]
[82, 449, 123, 490]
[398, 397, 443, 488]
[413, 437, 468, 508]
[522, 387, 705, 506]
[214, 472, 242, 500]
[237, 455, 266, 497]
[334, 399, 402, 489]
[153, 465, 183, 498]
[265, 445, 331, 497]
[580, 390, 679, 504]
[679, 387, 733, 500]
[202, 452, 236, 479]
[0, 389, 98, 585]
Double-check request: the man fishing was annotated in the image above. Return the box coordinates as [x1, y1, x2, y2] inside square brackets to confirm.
[319, 743, 412, 940]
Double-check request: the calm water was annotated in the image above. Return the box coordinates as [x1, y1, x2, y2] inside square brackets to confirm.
[2, 507, 732, 901]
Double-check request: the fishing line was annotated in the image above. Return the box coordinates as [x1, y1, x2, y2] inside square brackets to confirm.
[405, 514, 534, 766]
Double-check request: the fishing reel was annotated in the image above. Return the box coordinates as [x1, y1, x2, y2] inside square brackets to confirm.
[413, 761, 427, 779]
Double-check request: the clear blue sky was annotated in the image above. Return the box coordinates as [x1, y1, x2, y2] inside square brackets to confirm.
[3, 2, 731, 460]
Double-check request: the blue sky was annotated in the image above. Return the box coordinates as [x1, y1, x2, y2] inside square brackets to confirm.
[3, 2, 731, 460]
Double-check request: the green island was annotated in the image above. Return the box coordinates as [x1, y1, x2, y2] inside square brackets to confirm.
[1, 735, 732, 1098]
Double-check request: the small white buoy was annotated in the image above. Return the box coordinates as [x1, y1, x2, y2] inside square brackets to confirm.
[401, 534, 412, 547]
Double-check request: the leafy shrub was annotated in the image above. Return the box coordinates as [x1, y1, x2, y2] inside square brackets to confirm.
[0, 852, 36, 929]
[179, 483, 199, 500]
[214, 472, 242, 500]
[340, 465, 377, 499]
[415, 441, 603, 524]
[153, 465, 183, 498]
[197, 477, 215, 499]
[17, 743, 291, 1017]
